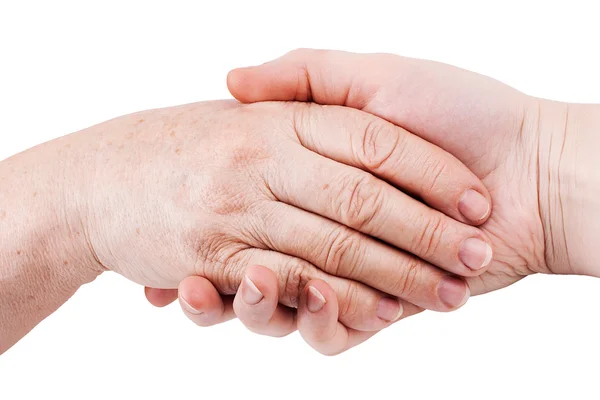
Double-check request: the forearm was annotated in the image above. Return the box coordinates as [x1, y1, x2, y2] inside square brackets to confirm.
[561, 104, 600, 277]
[539, 101, 600, 277]
[0, 137, 101, 355]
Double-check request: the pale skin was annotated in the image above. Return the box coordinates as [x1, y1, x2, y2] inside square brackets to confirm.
[0, 97, 494, 355]
[148, 49, 600, 355]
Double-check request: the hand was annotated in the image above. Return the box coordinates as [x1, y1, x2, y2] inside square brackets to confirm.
[0, 98, 495, 353]
[224, 49, 600, 296]
[146, 266, 379, 355]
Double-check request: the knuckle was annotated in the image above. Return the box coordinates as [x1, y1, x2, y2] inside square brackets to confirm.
[411, 214, 447, 260]
[391, 258, 423, 298]
[192, 230, 247, 294]
[338, 282, 362, 322]
[336, 173, 385, 231]
[290, 102, 311, 143]
[320, 227, 363, 277]
[419, 153, 450, 195]
[359, 119, 402, 172]
[280, 258, 312, 308]
[285, 49, 318, 102]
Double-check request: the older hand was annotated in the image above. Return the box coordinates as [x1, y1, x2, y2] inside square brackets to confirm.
[151, 50, 600, 355]
[126, 97, 502, 354]
[1, 96, 500, 354]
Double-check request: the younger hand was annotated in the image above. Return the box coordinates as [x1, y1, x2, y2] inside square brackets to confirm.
[225, 49, 599, 295]
[147, 266, 383, 355]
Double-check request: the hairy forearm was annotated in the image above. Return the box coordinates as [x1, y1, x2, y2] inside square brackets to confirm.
[0, 137, 101, 355]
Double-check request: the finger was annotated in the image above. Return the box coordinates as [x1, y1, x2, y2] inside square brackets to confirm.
[144, 287, 178, 307]
[256, 200, 472, 311]
[264, 137, 493, 277]
[233, 265, 296, 337]
[207, 248, 414, 331]
[297, 279, 423, 356]
[177, 276, 235, 327]
[227, 48, 523, 169]
[292, 103, 491, 225]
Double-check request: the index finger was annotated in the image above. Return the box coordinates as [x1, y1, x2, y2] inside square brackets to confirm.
[287, 102, 491, 225]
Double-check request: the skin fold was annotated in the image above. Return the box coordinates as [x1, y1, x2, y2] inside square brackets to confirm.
[0, 99, 492, 355]
[150, 49, 600, 355]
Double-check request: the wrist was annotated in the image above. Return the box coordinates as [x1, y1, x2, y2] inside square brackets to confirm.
[537, 100, 600, 277]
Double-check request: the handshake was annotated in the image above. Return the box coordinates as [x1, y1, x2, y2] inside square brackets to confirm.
[1, 49, 597, 356]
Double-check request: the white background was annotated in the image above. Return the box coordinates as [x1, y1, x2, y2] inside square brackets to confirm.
[1, 1, 599, 399]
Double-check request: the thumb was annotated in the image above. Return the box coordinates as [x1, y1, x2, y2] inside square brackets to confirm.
[227, 49, 373, 105]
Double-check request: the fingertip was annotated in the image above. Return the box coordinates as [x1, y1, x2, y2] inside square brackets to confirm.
[226, 56, 309, 103]
[234, 265, 296, 337]
[458, 188, 492, 225]
[178, 276, 223, 316]
[299, 280, 349, 356]
[243, 265, 279, 299]
[459, 237, 493, 273]
[234, 265, 279, 323]
[437, 277, 470, 311]
[298, 280, 338, 326]
[375, 297, 404, 323]
[144, 287, 178, 308]
[226, 67, 255, 102]
[302, 280, 337, 308]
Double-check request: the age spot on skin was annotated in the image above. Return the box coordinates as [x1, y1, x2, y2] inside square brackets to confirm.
[0, 211, 6, 219]
[33, 192, 37, 197]
[175, 148, 181, 155]
[17, 250, 22, 255]
[136, 228, 141, 235]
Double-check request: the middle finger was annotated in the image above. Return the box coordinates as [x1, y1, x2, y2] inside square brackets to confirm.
[255, 200, 470, 311]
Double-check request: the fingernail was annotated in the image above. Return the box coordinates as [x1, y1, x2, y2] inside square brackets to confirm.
[459, 238, 493, 270]
[458, 189, 490, 223]
[376, 298, 404, 322]
[307, 286, 326, 313]
[438, 277, 470, 309]
[241, 276, 263, 305]
[180, 297, 203, 315]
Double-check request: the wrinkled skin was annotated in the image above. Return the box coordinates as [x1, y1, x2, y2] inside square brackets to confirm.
[150, 50, 600, 355]
[226, 49, 596, 295]
[87, 100, 489, 309]
[2, 97, 500, 354]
